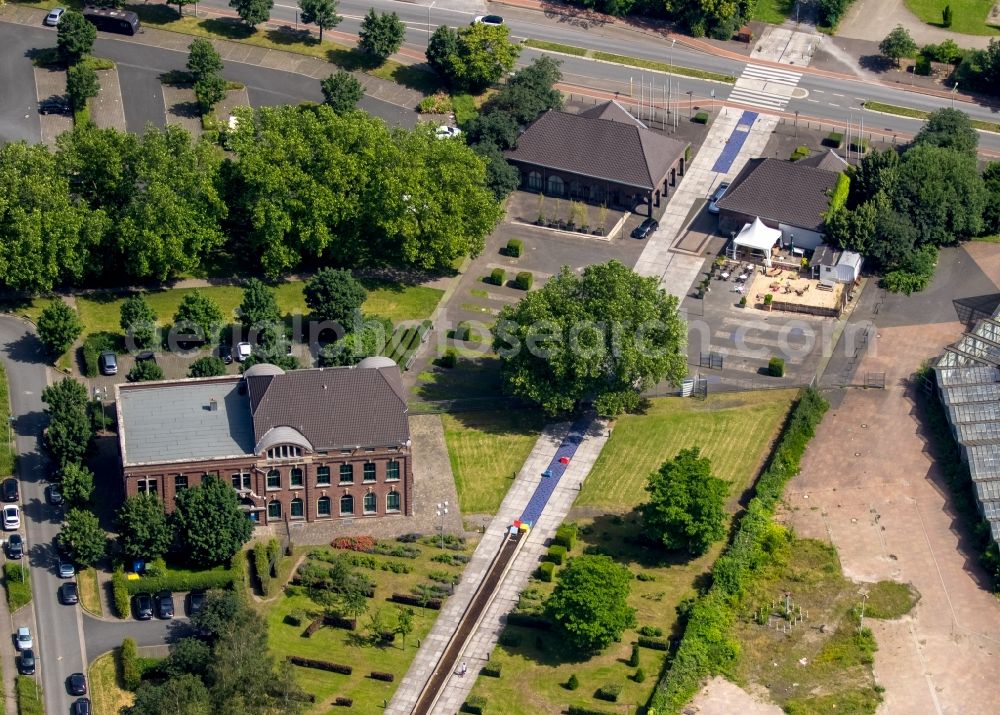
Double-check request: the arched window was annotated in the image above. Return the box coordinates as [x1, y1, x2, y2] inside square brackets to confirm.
[267, 500, 281, 519]
[340, 494, 354, 515]
[547, 175, 564, 196]
[317, 496, 331, 517]
[527, 171, 542, 191]
[266, 469, 280, 489]
[363, 493, 377, 514]
[290, 498, 304, 518]
[386, 490, 401, 513]
[569, 180, 582, 199]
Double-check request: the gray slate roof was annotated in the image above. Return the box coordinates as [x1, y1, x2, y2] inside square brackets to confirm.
[247, 365, 409, 451]
[577, 100, 647, 128]
[118, 378, 255, 466]
[714, 158, 841, 232]
[505, 106, 688, 190]
[796, 149, 848, 172]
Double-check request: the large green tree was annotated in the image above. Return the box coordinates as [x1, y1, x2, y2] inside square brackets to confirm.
[913, 108, 978, 157]
[59, 508, 107, 567]
[320, 71, 364, 114]
[494, 260, 687, 416]
[60, 462, 95, 510]
[120, 294, 158, 349]
[186, 38, 224, 83]
[188, 355, 227, 377]
[303, 268, 367, 326]
[452, 23, 520, 90]
[56, 10, 97, 65]
[130, 674, 212, 715]
[37, 301, 83, 357]
[229, 0, 273, 29]
[117, 493, 173, 561]
[879, 25, 917, 67]
[298, 0, 341, 41]
[238, 278, 281, 330]
[357, 9, 405, 61]
[172, 476, 253, 566]
[426, 25, 460, 81]
[194, 74, 227, 115]
[483, 56, 563, 124]
[173, 291, 226, 343]
[640, 447, 728, 555]
[42, 377, 92, 468]
[983, 162, 1000, 235]
[66, 62, 100, 111]
[544, 555, 636, 652]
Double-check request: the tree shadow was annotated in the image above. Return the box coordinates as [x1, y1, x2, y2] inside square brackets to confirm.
[1, 331, 45, 366]
[264, 26, 318, 47]
[169, 100, 202, 119]
[198, 17, 254, 40]
[159, 69, 194, 88]
[24, 46, 63, 69]
[858, 54, 895, 74]
[127, 3, 182, 24]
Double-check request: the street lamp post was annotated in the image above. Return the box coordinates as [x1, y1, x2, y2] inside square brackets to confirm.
[436, 501, 449, 550]
[952, 82, 959, 109]
[426, 1, 436, 48]
[687, 90, 693, 119]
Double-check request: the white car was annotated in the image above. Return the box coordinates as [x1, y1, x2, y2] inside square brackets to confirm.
[435, 126, 462, 140]
[44, 7, 65, 26]
[2, 505, 20, 531]
[236, 342, 253, 363]
[15, 627, 32, 652]
[472, 14, 504, 25]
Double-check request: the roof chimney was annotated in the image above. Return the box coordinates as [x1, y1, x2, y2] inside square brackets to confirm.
[209, 398, 218, 412]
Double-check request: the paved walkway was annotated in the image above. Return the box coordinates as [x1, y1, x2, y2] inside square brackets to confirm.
[387, 418, 610, 714]
[837, 0, 997, 49]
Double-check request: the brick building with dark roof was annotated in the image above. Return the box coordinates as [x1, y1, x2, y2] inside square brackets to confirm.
[505, 101, 689, 216]
[714, 157, 843, 250]
[114, 359, 413, 526]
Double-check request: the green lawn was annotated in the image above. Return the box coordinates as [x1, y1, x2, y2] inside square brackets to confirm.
[903, 0, 999, 34]
[0, 364, 15, 476]
[442, 410, 545, 514]
[863, 100, 1000, 134]
[4, 564, 31, 611]
[577, 390, 798, 510]
[79, 567, 103, 617]
[753, 0, 796, 23]
[451, 94, 479, 124]
[263, 538, 477, 711]
[15, 676, 43, 715]
[89, 650, 134, 715]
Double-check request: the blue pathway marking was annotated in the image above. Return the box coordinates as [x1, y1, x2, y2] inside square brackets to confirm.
[518, 416, 593, 527]
[711, 111, 758, 174]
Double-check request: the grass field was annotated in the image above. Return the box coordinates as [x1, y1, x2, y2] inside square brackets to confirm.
[5, 564, 31, 611]
[752, 0, 796, 23]
[15, 676, 43, 715]
[442, 410, 546, 513]
[89, 650, 134, 714]
[0, 364, 14, 476]
[863, 101, 1000, 133]
[79, 567, 103, 617]
[577, 390, 797, 510]
[264, 537, 477, 711]
[903, 0, 999, 35]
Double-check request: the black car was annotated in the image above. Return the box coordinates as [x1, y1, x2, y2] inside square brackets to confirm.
[133, 592, 153, 620]
[2, 478, 18, 503]
[187, 590, 206, 616]
[218, 344, 233, 364]
[18, 649, 35, 675]
[156, 590, 174, 619]
[72, 698, 92, 715]
[59, 582, 79, 605]
[47, 483, 63, 506]
[67, 672, 87, 696]
[6, 533, 24, 559]
[136, 351, 156, 364]
[631, 217, 659, 239]
[39, 97, 69, 115]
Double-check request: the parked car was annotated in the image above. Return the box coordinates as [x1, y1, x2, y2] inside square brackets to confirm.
[67, 673, 87, 696]
[39, 97, 70, 115]
[472, 14, 504, 25]
[707, 182, 731, 214]
[136, 351, 156, 364]
[47, 483, 63, 506]
[218, 344, 233, 364]
[133, 593, 153, 620]
[15, 627, 32, 651]
[236, 342, 253, 363]
[6, 534, 24, 559]
[58, 560, 75, 578]
[630, 217, 659, 240]
[59, 582, 79, 605]
[3, 505, 20, 531]
[72, 698, 92, 715]
[98, 351, 118, 376]
[156, 590, 175, 619]
[435, 126, 462, 139]
[43, 7, 65, 25]
[18, 649, 35, 675]
[187, 590, 206, 616]
[2, 478, 19, 502]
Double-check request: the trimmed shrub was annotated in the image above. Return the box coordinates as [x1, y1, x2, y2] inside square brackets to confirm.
[769, 357, 785, 377]
[455, 321, 474, 342]
[461, 696, 487, 714]
[439, 348, 458, 368]
[566, 673, 580, 690]
[253, 541, 272, 596]
[823, 131, 844, 148]
[505, 612, 551, 630]
[693, 111, 709, 124]
[287, 656, 352, 674]
[635, 572, 656, 581]
[637, 635, 670, 650]
[121, 638, 141, 690]
[490, 268, 505, 286]
[333, 697, 353, 707]
[332, 536, 376, 553]
[942, 4, 952, 26]
[513, 271, 533, 291]
[915, 54, 932, 75]
[417, 92, 452, 114]
[545, 544, 567, 565]
[323, 614, 356, 630]
[538, 561, 555, 582]
[595, 683, 622, 702]
[567, 707, 614, 715]
[498, 630, 522, 647]
[123, 568, 235, 595]
[553, 523, 577, 550]
[481, 662, 502, 677]
[112, 567, 130, 618]
[638, 625, 663, 637]
[633, 667, 646, 683]
[628, 643, 640, 667]
[284, 610, 306, 627]
[506, 239, 523, 257]
[370, 671, 394, 681]
[391, 593, 442, 609]
[81, 332, 117, 377]
[850, 138, 869, 154]
[790, 145, 811, 161]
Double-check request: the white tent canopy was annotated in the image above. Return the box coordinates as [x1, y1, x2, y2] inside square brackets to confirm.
[734, 217, 782, 267]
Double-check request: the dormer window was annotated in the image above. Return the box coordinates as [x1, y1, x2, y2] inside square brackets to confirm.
[267, 445, 303, 460]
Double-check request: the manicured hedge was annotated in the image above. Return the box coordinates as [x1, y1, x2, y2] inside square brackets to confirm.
[769, 357, 785, 377]
[4, 564, 31, 611]
[391, 593, 442, 609]
[649, 388, 829, 714]
[490, 268, 505, 286]
[505, 612, 551, 630]
[253, 541, 272, 596]
[287, 656, 352, 674]
[461, 696, 487, 714]
[823, 131, 844, 148]
[506, 239, 523, 257]
[370, 671, 394, 682]
[481, 662, 502, 677]
[121, 638, 141, 690]
[538, 561, 555, 582]
[595, 683, 622, 702]
[637, 635, 669, 650]
[567, 707, 614, 715]
[112, 567, 130, 618]
[514, 271, 533, 290]
[82, 332, 117, 378]
[545, 544, 567, 565]
[123, 568, 235, 595]
[693, 111, 709, 124]
[334, 697, 353, 706]
[553, 523, 577, 550]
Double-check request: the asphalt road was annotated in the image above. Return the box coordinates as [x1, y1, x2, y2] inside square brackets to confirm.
[0, 317, 86, 715]
[0, 24, 42, 144]
[83, 612, 191, 661]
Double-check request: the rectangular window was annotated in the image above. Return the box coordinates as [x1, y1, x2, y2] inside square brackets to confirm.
[174, 475, 188, 492]
[363, 463, 376, 483]
[139, 479, 158, 496]
[290, 468, 303, 488]
[231, 473, 251, 490]
[340, 464, 354, 484]
[266, 470, 281, 490]
[316, 466, 331, 486]
[317, 497, 331, 517]
[386, 461, 400, 481]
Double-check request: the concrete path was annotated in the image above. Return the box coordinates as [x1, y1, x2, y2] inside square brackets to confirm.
[837, 0, 997, 50]
[387, 419, 610, 714]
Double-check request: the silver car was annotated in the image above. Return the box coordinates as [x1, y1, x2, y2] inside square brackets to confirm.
[44, 7, 65, 26]
[708, 182, 731, 214]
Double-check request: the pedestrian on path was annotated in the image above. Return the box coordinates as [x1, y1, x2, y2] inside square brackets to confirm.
[459, 661, 467, 677]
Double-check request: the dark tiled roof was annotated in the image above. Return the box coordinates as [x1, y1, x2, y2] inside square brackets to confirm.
[506, 106, 688, 190]
[796, 149, 848, 172]
[715, 158, 840, 232]
[247, 365, 409, 450]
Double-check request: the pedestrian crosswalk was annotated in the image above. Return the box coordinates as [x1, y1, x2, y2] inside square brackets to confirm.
[726, 63, 803, 112]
